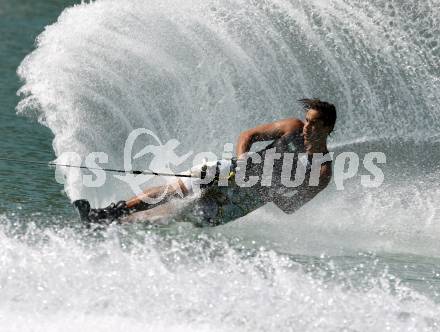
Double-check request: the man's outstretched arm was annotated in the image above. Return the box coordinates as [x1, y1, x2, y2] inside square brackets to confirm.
[236, 118, 303, 157]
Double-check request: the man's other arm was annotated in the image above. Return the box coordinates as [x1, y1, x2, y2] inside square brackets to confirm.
[275, 162, 332, 214]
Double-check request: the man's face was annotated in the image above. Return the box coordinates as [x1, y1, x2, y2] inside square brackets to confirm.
[303, 109, 329, 144]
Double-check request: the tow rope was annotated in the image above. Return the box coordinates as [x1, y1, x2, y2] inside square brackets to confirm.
[0, 157, 195, 178]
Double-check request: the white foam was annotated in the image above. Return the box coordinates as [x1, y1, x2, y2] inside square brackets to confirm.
[0, 223, 438, 331]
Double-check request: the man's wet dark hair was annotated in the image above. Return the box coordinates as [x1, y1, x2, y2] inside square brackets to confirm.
[299, 98, 337, 133]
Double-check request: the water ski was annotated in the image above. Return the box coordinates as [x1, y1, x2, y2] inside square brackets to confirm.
[73, 199, 129, 225]
[73, 199, 91, 222]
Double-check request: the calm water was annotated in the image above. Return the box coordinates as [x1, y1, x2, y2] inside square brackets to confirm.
[0, 0, 79, 217]
[1, 0, 440, 331]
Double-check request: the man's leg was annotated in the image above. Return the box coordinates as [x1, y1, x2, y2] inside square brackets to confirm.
[80, 179, 190, 224]
[126, 179, 189, 209]
[119, 200, 182, 225]
[75, 163, 206, 224]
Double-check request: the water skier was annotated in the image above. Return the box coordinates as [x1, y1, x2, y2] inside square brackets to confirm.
[74, 99, 336, 227]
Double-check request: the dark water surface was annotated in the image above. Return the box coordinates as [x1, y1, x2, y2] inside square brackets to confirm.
[0, 0, 80, 216]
